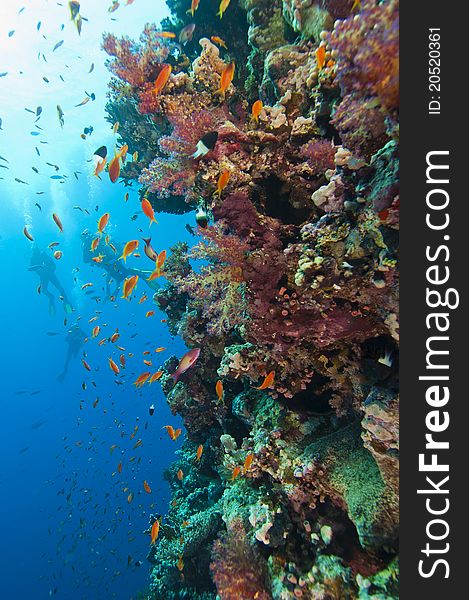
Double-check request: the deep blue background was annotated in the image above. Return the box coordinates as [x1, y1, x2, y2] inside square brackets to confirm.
[0, 2, 193, 598]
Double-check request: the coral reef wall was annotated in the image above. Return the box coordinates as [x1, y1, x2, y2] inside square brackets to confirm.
[103, 1, 399, 598]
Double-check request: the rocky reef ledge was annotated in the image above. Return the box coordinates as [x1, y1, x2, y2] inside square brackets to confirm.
[103, 1, 399, 597]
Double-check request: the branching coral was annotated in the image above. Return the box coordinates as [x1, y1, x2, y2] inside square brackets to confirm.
[210, 520, 271, 600]
[168, 224, 250, 337]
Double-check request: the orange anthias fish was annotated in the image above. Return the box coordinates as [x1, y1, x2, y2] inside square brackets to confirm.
[217, 61, 235, 96]
[315, 45, 326, 71]
[109, 357, 120, 374]
[217, 0, 231, 19]
[251, 100, 263, 124]
[214, 170, 230, 198]
[91, 237, 100, 252]
[108, 154, 121, 183]
[195, 444, 203, 462]
[91, 254, 105, 263]
[243, 453, 254, 474]
[254, 370, 275, 390]
[177, 555, 184, 572]
[82, 359, 91, 371]
[53, 250, 63, 260]
[117, 462, 123, 474]
[231, 466, 241, 481]
[143, 480, 152, 494]
[52, 212, 63, 233]
[164, 425, 182, 441]
[150, 519, 160, 544]
[121, 274, 139, 300]
[155, 31, 176, 39]
[110, 331, 120, 343]
[92, 325, 100, 338]
[133, 372, 151, 387]
[172, 348, 201, 383]
[120, 240, 139, 262]
[146, 310, 155, 318]
[155, 347, 166, 353]
[211, 36, 227, 49]
[148, 249, 167, 280]
[97, 212, 110, 233]
[153, 64, 172, 95]
[149, 371, 163, 384]
[127, 492, 134, 503]
[119, 354, 126, 367]
[94, 157, 107, 177]
[177, 469, 184, 481]
[141, 198, 157, 226]
[215, 380, 224, 402]
[187, 0, 200, 17]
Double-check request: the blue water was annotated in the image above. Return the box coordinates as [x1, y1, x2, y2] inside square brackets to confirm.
[0, 2, 192, 598]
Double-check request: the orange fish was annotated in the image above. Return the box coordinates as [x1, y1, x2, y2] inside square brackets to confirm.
[108, 154, 121, 183]
[139, 295, 148, 304]
[143, 359, 152, 366]
[153, 64, 172, 95]
[110, 331, 120, 343]
[92, 397, 99, 408]
[133, 372, 151, 387]
[117, 462, 123, 474]
[218, 61, 235, 96]
[164, 425, 182, 441]
[177, 469, 184, 481]
[113, 121, 119, 134]
[81, 283, 93, 290]
[141, 198, 157, 226]
[214, 170, 230, 197]
[176, 555, 184, 572]
[133, 438, 142, 449]
[187, 0, 200, 17]
[155, 347, 166, 353]
[217, 0, 231, 19]
[148, 249, 166, 280]
[254, 370, 275, 390]
[231, 466, 241, 481]
[92, 325, 100, 338]
[127, 492, 134, 503]
[155, 31, 176, 39]
[23, 226, 34, 242]
[94, 156, 107, 177]
[143, 480, 152, 494]
[211, 36, 227, 49]
[251, 100, 263, 124]
[82, 359, 91, 371]
[117, 144, 128, 161]
[121, 275, 139, 300]
[146, 310, 155, 318]
[149, 371, 163, 384]
[150, 519, 159, 544]
[120, 240, 139, 262]
[97, 212, 110, 233]
[172, 348, 200, 383]
[109, 357, 120, 374]
[53, 250, 62, 260]
[119, 354, 126, 367]
[195, 444, 203, 462]
[243, 453, 254, 473]
[91, 237, 100, 252]
[315, 45, 326, 71]
[215, 380, 224, 402]
[52, 212, 63, 233]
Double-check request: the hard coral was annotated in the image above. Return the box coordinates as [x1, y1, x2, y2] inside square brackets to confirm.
[210, 520, 271, 600]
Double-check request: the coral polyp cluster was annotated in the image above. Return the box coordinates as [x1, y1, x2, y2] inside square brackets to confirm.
[104, 0, 399, 598]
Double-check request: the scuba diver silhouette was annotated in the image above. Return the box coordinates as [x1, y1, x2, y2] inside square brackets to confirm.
[57, 323, 86, 382]
[29, 245, 73, 316]
[80, 231, 160, 299]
